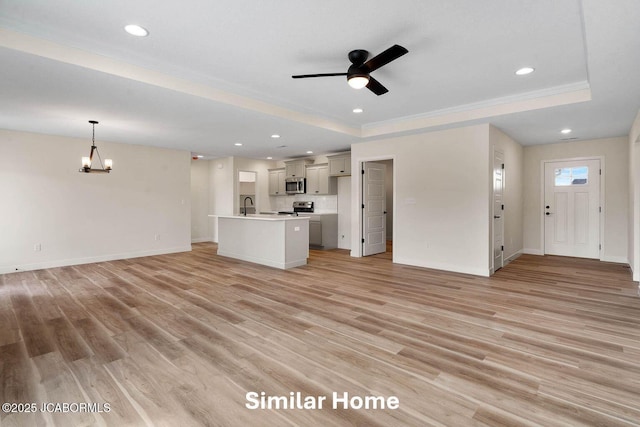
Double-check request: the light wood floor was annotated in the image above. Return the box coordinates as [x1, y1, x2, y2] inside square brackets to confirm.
[1, 243, 639, 426]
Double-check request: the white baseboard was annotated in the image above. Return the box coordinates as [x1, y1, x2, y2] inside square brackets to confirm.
[523, 248, 544, 255]
[600, 255, 630, 264]
[0, 245, 192, 275]
[191, 237, 213, 243]
[505, 250, 523, 264]
[521, 250, 630, 266]
[393, 256, 491, 277]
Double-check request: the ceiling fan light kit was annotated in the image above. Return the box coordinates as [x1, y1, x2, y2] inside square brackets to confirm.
[347, 75, 369, 89]
[292, 44, 408, 96]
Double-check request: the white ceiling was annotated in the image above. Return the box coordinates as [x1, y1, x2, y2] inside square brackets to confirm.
[0, 0, 638, 159]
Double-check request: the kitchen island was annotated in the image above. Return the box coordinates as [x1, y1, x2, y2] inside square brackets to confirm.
[210, 214, 309, 269]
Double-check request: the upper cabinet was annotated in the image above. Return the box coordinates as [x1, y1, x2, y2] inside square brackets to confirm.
[268, 168, 286, 196]
[306, 164, 337, 195]
[285, 159, 313, 178]
[328, 153, 351, 176]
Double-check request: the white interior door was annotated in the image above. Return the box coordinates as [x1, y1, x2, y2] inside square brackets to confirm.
[493, 150, 504, 271]
[544, 159, 600, 258]
[362, 162, 386, 256]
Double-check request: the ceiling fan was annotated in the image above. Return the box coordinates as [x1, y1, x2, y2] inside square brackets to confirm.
[292, 44, 409, 96]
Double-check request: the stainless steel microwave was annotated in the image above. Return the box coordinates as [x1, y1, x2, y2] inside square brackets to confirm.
[285, 177, 306, 194]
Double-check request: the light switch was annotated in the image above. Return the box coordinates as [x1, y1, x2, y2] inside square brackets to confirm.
[294, 226, 300, 231]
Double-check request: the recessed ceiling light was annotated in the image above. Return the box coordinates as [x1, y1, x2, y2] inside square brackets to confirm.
[306, 151, 313, 154]
[515, 67, 535, 76]
[124, 24, 149, 37]
[267, 157, 273, 160]
[197, 155, 204, 159]
[561, 128, 572, 134]
[234, 143, 243, 146]
[353, 108, 363, 113]
[271, 134, 280, 139]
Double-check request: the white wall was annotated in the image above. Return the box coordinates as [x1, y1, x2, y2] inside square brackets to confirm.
[380, 159, 394, 240]
[0, 129, 191, 274]
[629, 110, 640, 281]
[490, 126, 524, 265]
[351, 124, 492, 276]
[523, 137, 628, 262]
[190, 159, 211, 242]
[208, 157, 234, 242]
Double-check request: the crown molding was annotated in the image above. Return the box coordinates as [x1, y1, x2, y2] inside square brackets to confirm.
[361, 81, 591, 138]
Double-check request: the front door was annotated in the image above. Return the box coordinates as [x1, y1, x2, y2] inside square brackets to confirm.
[362, 162, 386, 256]
[544, 159, 600, 258]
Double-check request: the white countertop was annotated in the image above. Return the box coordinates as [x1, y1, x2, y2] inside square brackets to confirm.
[209, 214, 309, 221]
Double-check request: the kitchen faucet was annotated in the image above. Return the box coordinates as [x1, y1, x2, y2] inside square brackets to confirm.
[243, 196, 253, 216]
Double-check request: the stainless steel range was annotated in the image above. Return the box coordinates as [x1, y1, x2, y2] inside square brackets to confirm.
[277, 201, 314, 216]
[293, 201, 314, 213]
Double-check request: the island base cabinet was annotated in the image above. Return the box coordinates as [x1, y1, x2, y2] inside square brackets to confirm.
[216, 216, 309, 269]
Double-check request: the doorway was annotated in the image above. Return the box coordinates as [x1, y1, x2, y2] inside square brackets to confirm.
[361, 159, 394, 257]
[543, 159, 601, 258]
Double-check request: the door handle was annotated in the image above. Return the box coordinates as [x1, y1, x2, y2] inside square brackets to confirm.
[494, 215, 501, 219]
[545, 212, 553, 216]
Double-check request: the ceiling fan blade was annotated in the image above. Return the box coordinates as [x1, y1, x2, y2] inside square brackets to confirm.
[366, 76, 388, 96]
[292, 73, 347, 79]
[363, 44, 408, 72]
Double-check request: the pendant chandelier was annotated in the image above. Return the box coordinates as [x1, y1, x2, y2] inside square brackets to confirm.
[79, 120, 112, 173]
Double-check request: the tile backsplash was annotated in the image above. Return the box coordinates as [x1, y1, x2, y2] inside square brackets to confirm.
[270, 194, 337, 213]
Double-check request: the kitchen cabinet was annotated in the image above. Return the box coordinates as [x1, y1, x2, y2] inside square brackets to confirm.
[328, 153, 351, 176]
[305, 164, 337, 195]
[309, 220, 322, 246]
[284, 159, 313, 178]
[268, 168, 286, 196]
[306, 213, 338, 249]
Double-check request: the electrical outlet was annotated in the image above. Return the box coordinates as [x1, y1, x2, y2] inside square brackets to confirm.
[34, 243, 41, 252]
[294, 226, 300, 232]
[155, 234, 161, 241]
